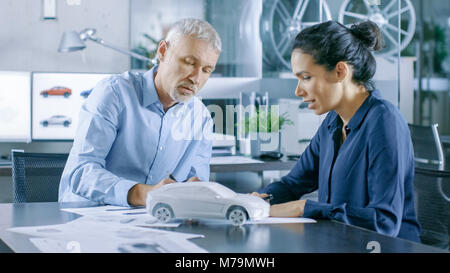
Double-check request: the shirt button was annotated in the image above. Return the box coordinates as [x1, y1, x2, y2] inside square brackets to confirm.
[159, 146, 163, 150]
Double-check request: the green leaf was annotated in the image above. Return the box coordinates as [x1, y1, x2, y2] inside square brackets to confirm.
[238, 108, 293, 134]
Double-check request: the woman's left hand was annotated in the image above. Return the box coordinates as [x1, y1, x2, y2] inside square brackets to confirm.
[270, 200, 307, 217]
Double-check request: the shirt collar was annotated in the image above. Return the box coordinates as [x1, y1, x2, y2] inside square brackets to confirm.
[327, 90, 380, 132]
[327, 112, 341, 132]
[142, 65, 160, 108]
[142, 65, 188, 109]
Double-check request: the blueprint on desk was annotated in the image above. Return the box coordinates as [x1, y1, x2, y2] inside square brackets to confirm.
[8, 215, 206, 253]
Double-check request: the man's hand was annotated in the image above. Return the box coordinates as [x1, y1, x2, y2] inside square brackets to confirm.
[186, 176, 201, 182]
[127, 178, 176, 206]
[152, 178, 176, 190]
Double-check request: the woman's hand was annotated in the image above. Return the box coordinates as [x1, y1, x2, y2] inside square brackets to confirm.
[251, 192, 307, 217]
[270, 200, 307, 217]
[250, 192, 269, 200]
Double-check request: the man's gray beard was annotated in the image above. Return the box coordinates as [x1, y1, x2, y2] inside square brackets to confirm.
[169, 88, 193, 103]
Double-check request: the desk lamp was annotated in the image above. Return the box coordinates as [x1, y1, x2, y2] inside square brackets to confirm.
[58, 28, 158, 65]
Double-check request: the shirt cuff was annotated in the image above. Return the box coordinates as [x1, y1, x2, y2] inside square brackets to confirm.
[104, 179, 138, 207]
[303, 199, 333, 219]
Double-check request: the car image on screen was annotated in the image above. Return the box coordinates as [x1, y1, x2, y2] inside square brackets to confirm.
[40, 86, 72, 98]
[40, 115, 72, 127]
[80, 88, 93, 99]
[146, 182, 270, 226]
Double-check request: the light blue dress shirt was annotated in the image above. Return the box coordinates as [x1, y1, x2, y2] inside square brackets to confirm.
[58, 66, 213, 206]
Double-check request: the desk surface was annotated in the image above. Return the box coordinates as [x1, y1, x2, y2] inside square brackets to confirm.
[210, 157, 297, 172]
[0, 202, 446, 253]
[415, 163, 450, 173]
[441, 135, 450, 146]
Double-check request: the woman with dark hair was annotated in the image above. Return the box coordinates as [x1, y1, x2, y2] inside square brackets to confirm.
[254, 20, 421, 242]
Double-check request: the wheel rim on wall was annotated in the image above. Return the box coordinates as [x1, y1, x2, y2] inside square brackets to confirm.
[338, 0, 416, 59]
[260, 0, 332, 71]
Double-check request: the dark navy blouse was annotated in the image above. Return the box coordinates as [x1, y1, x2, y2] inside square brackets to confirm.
[262, 90, 421, 242]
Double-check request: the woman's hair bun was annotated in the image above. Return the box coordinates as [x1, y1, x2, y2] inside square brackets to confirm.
[349, 21, 384, 51]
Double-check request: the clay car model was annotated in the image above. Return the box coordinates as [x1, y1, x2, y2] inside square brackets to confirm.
[146, 182, 269, 226]
[40, 115, 72, 127]
[40, 86, 72, 98]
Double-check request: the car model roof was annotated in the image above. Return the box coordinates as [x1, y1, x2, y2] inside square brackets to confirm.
[160, 182, 236, 196]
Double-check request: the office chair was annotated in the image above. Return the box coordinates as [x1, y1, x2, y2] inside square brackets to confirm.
[408, 123, 445, 169]
[414, 167, 450, 250]
[11, 150, 69, 203]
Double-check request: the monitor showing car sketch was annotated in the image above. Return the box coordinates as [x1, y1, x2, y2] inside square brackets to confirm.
[32, 72, 111, 140]
[0, 71, 31, 142]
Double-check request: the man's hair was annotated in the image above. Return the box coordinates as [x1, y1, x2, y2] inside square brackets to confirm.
[165, 18, 222, 53]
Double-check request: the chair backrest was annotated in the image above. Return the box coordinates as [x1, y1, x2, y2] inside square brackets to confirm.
[414, 168, 450, 250]
[408, 123, 445, 169]
[11, 150, 69, 203]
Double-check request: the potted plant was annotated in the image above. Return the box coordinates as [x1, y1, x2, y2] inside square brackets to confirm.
[239, 108, 293, 158]
[131, 33, 160, 70]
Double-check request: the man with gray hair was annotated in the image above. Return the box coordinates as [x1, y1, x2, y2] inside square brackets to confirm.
[59, 18, 222, 206]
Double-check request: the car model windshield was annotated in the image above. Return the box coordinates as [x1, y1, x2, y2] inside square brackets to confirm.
[210, 184, 236, 198]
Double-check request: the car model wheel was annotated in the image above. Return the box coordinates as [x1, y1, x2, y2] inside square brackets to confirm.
[63, 121, 70, 127]
[43, 92, 48, 97]
[42, 121, 48, 127]
[152, 203, 174, 223]
[64, 92, 70, 98]
[227, 206, 248, 226]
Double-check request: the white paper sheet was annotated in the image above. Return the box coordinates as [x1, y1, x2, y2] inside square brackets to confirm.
[60, 205, 180, 228]
[248, 217, 317, 224]
[210, 156, 263, 165]
[8, 216, 207, 253]
[29, 238, 74, 253]
[60, 205, 147, 217]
